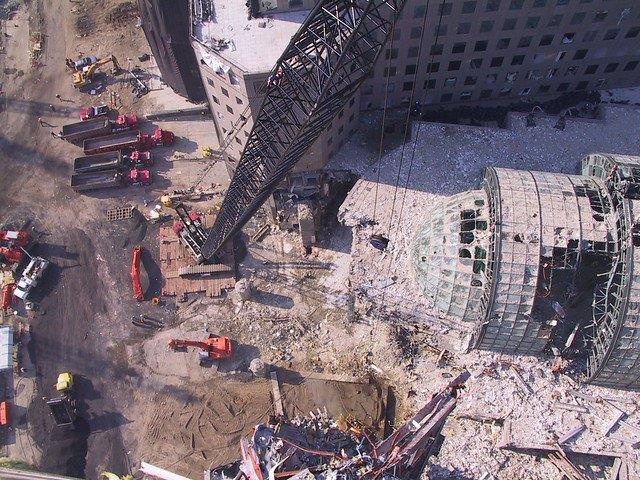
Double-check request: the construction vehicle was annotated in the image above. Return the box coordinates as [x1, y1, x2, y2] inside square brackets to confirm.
[71, 56, 98, 71]
[0, 230, 29, 247]
[46, 372, 77, 427]
[14, 256, 49, 300]
[62, 114, 138, 143]
[73, 151, 123, 174]
[124, 149, 153, 167]
[73, 150, 151, 174]
[172, 204, 207, 263]
[73, 55, 121, 88]
[71, 168, 151, 192]
[60, 117, 111, 143]
[79, 104, 110, 121]
[168, 334, 233, 365]
[131, 246, 144, 301]
[2, 284, 15, 311]
[0, 230, 30, 269]
[83, 128, 174, 155]
[101, 473, 133, 480]
[0, 247, 23, 265]
[188, 0, 405, 262]
[110, 114, 139, 134]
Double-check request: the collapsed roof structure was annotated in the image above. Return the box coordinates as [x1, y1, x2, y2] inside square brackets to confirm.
[208, 372, 469, 480]
[412, 153, 640, 390]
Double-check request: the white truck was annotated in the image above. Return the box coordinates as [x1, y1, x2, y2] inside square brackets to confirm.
[14, 257, 49, 300]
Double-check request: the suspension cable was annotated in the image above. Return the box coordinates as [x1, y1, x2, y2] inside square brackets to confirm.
[384, 0, 439, 236]
[395, 0, 446, 229]
[371, 19, 398, 224]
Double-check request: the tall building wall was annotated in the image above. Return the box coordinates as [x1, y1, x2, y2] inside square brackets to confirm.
[192, 0, 640, 172]
[138, 0, 206, 102]
[363, 0, 640, 109]
[191, 39, 360, 171]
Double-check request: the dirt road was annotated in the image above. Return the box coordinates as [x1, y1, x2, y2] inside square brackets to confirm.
[0, 0, 149, 476]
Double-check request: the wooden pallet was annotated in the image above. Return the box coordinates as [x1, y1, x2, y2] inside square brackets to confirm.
[159, 214, 236, 298]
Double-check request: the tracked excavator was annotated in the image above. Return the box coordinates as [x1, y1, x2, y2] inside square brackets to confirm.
[183, 0, 408, 263]
[73, 55, 121, 88]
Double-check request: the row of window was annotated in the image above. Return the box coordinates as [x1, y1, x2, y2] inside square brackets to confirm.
[388, 26, 638, 60]
[397, 16, 634, 43]
[366, 60, 638, 94]
[207, 77, 244, 106]
[436, 79, 605, 103]
[414, 0, 607, 20]
[380, 57, 640, 78]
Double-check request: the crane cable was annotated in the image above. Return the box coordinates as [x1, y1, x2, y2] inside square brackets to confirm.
[370, 0, 445, 344]
[384, 0, 442, 237]
[394, 0, 446, 233]
[191, 97, 259, 189]
[371, 19, 398, 224]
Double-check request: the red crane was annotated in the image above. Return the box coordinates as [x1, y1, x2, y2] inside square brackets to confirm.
[168, 334, 233, 361]
[131, 246, 144, 301]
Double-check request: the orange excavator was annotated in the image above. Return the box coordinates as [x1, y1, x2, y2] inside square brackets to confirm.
[131, 246, 144, 301]
[168, 334, 233, 364]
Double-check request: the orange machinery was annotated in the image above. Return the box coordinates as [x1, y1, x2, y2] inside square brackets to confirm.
[1, 283, 15, 311]
[168, 334, 233, 362]
[130, 246, 144, 301]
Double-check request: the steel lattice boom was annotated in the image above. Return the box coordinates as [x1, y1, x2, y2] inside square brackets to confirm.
[201, 0, 407, 260]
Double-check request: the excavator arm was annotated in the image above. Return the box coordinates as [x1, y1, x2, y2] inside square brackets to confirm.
[199, 0, 407, 261]
[73, 55, 120, 88]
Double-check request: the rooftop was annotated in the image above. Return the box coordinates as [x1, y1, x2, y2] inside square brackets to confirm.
[191, 0, 308, 73]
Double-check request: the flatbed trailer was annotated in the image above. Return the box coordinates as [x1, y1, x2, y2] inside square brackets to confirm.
[83, 131, 140, 155]
[71, 169, 123, 192]
[82, 128, 174, 155]
[61, 117, 111, 143]
[73, 151, 122, 173]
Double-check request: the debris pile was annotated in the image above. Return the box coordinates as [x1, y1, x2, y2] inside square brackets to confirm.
[209, 372, 469, 480]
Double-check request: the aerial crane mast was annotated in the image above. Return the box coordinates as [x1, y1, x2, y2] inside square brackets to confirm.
[199, 0, 408, 262]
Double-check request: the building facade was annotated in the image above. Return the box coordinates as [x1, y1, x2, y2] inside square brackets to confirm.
[191, 0, 640, 169]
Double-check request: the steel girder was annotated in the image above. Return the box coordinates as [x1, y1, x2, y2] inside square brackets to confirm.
[200, 0, 407, 260]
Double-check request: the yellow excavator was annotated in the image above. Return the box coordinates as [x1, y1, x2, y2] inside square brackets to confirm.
[73, 55, 121, 88]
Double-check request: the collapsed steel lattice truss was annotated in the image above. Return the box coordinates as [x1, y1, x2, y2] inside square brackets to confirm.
[201, 0, 407, 260]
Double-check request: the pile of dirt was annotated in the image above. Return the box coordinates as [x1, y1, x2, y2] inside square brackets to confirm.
[75, 13, 95, 36]
[106, 0, 137, 24]
[138, 379, 272, 479]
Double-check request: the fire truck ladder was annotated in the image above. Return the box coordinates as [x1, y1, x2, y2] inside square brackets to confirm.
[200, 0, 407, 261]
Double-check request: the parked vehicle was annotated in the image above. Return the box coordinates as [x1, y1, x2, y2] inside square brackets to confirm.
[14, 256, 49, 300]
[73, 152, 123, 173]
[71, 168, 151, 192]
[79, 105, 110, 121]
[82, 128, 174, 155]
[60, 117, 111, 143]
[46, 372, 77, 427]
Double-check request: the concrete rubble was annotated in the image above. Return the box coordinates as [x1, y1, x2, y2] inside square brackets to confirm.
[208, 372, 469, 480]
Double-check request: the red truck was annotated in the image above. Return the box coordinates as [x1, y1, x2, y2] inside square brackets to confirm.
[82, 128, 174, 155]
[111, 114, 138, 133]
[79, 105, 109, 121]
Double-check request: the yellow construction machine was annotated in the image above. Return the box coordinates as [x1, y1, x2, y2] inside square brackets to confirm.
[73, 55, 121, 88]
